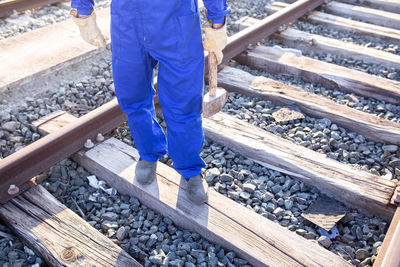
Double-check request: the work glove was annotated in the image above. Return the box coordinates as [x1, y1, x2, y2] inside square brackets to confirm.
[71, 9, 106, 48]
[203, 21, 227, 64]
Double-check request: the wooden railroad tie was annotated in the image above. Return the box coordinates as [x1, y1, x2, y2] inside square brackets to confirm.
[0, 184, 141, 267]
[218, 66, 400, 146]
[235, 16, 400, 69]
[265, 2, 400, 44]
[235, 45, 400, 105]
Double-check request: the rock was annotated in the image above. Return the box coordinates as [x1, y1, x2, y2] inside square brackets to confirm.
[382, 145, 398, 153]
[149, 254, 164, 265]
[101, 221, 118, 230]
[8, 251, 19, 262]
[331, 131, 341, 140]
[263, 192, 274, 202]
[362, 224, 370, 234]
[220, 173, 234, 183]
[206, 168, 220, 182]
[318, 236, 332, 248]
[120, 203, 130, 209]
[116, 226, 127, 241]
[102, 212, 118, 221]
[304, 232, 317, 239]
[271, 184, 282, 194]
[121, 209, 130, 217]
[341, 213, 355, 223]
[228, 190, 240, 200]
[355, 248, 369, 261]
[2, 121, 18, 132]
[284, 199, 293, 210]
[32, 133, 41, 141]
[356, 226, 363, 240]
[169, 259, 184, 267]
[147, 210, 155, 220]
[295, 229, 307, 236]
[243, 183, 256, 193]
[342, 234, 356, 243]
[233, 258, 248, 265]
[1, 112, 11, 121]
[388, 72, 397, 79]
[273, 207, 285, 217]
[191, 249, 206, 258]
[240, 191, 250, 200]
[12, 259, 25, 267]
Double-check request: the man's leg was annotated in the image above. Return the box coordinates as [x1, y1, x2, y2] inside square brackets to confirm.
[156, 55, 209, 204]
[112, 53, 166, 160]
[152, 11, 208, 203]
[111, 11, 166, 184]
[156, 57, 206, 178]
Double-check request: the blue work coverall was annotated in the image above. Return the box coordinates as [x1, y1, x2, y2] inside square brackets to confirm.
[71, 0, 230, 178]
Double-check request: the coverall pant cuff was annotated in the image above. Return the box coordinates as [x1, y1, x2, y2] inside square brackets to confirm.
[180, 170, 203, 180]
[139, 154, 163, 162]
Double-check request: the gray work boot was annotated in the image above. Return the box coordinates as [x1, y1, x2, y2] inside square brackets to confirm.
[135, 158, 157, 185]
[186, 174, 208, 204]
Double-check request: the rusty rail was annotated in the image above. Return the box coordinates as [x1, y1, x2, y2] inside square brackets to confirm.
[0, 100, 126, 203]
[0, 0, 324, 203]
[222, 0, 323, 64]
[0, 0, 65, 18]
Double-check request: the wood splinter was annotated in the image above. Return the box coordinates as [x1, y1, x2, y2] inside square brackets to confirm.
[391, 186, 400, 205]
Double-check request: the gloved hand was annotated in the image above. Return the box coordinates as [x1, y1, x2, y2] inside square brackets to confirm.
[203, 21, 227, 64]
[71, 9, 106, 47]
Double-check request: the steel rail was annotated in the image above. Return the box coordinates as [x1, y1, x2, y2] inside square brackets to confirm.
[0, 0, 324, 203]
[374, 207, 400, 267]
[0, 0, 65, 18]
[222, 0, 324, 64]
[0, 100, 126, 203]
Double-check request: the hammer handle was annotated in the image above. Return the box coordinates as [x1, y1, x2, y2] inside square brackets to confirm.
[208, 52, 218, 97]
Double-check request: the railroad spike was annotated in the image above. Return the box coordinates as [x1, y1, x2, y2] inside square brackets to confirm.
[7, 184, 19, 195]
[96, 133, 105, 142]
[84, 139, 95, 149]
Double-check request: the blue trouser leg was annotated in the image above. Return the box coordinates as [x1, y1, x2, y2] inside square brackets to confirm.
[111, 0, 206, 176]
[156, 57, 206, 179]
[112, 53, 167, 162]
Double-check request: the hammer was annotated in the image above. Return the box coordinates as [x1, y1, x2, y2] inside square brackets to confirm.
[202, 52, 228, 118]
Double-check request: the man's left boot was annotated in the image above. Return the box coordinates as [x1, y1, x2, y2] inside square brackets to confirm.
[135, 158, 157, 185]
[186, 174, 208, 204]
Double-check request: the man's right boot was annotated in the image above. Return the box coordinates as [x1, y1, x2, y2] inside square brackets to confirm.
[135, 158, 157, 185]
[186, 174, 208, 205]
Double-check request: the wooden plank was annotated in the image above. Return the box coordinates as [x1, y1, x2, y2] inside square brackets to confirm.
[202, 113, 397, 221]
[235, 45, 400, 104]
[373, 207, 400, 267]
[325, 1, 400, 30]
[340, 0, 400, 14]
[218, 66, 400, 145]
[36, 112, 351, 267]
[236, 16, 400, 69]
[0, 185, 140, 267]
[301, 195, 347, 231]
[265, 2, 400, 44]
[32, 110, 77, 135]
[0, 7, 110, 93]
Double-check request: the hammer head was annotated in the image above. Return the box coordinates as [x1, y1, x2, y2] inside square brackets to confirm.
[202, 87, 228, 118]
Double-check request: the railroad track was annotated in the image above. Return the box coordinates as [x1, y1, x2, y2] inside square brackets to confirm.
[0, 0, 400, 266]
[0, 0, 66, 18]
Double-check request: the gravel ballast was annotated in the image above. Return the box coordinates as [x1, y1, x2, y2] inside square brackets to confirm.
[0, 0, 111, 40]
